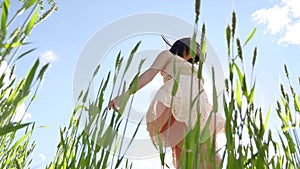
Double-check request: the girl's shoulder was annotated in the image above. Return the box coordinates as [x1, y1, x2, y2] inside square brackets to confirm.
[157, 50, 187, 65]
[157, 50, 174, 59]
[150, 50, 174, 70]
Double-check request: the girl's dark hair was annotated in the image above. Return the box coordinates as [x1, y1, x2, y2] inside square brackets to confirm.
[169, 37, 201, 64]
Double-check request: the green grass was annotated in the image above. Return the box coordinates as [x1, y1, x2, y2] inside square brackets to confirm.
[0, 0, 299, 169]
[0, 0, 57, 168]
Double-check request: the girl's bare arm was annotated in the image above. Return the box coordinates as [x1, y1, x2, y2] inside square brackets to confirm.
[109, 50, 172, 110]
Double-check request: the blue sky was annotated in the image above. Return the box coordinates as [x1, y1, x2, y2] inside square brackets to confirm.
[10, 0, 300, 168]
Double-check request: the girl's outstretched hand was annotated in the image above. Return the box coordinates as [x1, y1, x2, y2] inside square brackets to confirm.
[108, 96, 121, 112]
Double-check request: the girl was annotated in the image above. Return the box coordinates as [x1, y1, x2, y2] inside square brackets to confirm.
[109, 37, 225, 168]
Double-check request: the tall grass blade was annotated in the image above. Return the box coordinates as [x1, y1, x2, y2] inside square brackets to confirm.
[1, 0, 9, 38]
[0, 122, 32, 136]
[24, 8, 39, 36]
[243, 28, 256, 47]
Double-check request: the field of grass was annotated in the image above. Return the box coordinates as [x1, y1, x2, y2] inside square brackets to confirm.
[0, 0, 299, 168]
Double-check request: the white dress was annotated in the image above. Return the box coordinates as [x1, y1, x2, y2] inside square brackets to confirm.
[146, 50, 225, 147]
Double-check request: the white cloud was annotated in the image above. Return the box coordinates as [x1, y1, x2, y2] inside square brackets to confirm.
[38, 153, 46, 161]
[283, 0, 300, 18]
[252, 4, 290, 35]
[40, 51, 58, 64]
[278, 21, 300, 44]
[252, 0, 300, 45]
